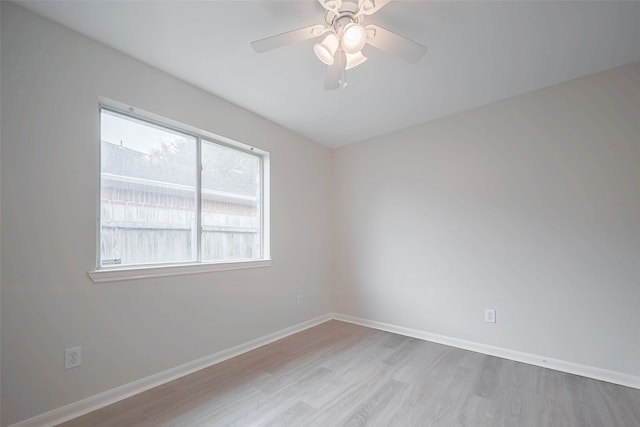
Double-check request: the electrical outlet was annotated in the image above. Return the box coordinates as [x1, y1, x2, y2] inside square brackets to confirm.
[485, 309, 496, 323]
[297, 294, 303, 307]
[65, 346, 82, 370]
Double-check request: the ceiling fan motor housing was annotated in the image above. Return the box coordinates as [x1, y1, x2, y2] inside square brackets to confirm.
[324, 1, 364, 36]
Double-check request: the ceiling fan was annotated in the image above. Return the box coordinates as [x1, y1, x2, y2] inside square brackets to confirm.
[251, 0, 427, 90]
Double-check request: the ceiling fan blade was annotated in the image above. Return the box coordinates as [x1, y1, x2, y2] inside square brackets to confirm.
[357, 0, 392, 16]
[324, 49, 346, 90]
[365, 24, 427, 63]
[251, 25, 328, 53]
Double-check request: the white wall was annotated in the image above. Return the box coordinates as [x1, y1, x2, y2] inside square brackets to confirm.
[0, 2, 3, 423]
[0, 3, 332, 425]
[3, 1, 640, 425]
[333, 61, 640, 378]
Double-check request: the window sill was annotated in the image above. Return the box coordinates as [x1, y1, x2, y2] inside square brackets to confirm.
[88, 259, 272, 283]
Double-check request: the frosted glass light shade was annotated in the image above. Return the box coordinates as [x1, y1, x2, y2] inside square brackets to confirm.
[345, 51, 367, 70]
[314, 33, 339, 65]
[341, 23, 367, 54]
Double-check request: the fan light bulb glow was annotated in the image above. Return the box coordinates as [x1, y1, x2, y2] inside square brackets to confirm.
[314, 34, 339, 65]
[341, 23, 367, 54]
[345, 51, 367, 70]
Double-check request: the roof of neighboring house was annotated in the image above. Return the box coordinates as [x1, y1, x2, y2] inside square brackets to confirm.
[101, 140, 258, 197]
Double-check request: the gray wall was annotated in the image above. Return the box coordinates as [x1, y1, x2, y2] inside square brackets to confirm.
[3, 1, 640, 425]
[0, 3, 332, 425]
[0, 2, 3, 421]
[333, 61, 640, 378]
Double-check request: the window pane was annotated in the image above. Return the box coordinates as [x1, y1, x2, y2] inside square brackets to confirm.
[100, 110, 197, 267]
[201, 140, 261, 262]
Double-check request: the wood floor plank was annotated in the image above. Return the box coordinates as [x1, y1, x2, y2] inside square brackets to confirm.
[57, 320, 640, 427]
[337, 379, 408, 427]
[302, 360, 394, 410]
[262, 401, 315, 427]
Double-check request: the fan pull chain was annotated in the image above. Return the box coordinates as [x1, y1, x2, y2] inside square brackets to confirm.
[340, 68, 348, 88]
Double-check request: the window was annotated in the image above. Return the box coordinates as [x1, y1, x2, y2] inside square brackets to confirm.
[95, 104, 269, 279]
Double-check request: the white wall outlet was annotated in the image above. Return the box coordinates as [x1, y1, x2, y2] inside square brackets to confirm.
[297, 294, 303, 307]
[64, 346, 82, 370]
[485, 309, 496, 323]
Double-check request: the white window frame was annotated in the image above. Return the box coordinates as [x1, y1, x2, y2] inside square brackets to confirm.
[89, 99, 270, 283]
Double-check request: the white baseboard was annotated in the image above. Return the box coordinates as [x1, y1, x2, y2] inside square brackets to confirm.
[8, 313, 333, 427]
[10, 311, 639, 426]
[332, 312, 640, 390]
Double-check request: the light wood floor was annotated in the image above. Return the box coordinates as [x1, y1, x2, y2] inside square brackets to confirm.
[58, 320, 640, 426]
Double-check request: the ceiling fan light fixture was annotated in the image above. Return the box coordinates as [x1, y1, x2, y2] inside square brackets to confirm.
[341, 23, 367, 54]
[345, 51, 367, 70]
[251, 0, 427, 89]
[314, 33, 339, 65]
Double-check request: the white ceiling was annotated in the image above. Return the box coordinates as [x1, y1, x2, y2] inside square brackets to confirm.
[16, 0, 640, 148]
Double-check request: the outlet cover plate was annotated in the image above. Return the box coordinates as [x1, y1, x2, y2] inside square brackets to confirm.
[485, 309, 496, 323]
[65, 346, 82, 369]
